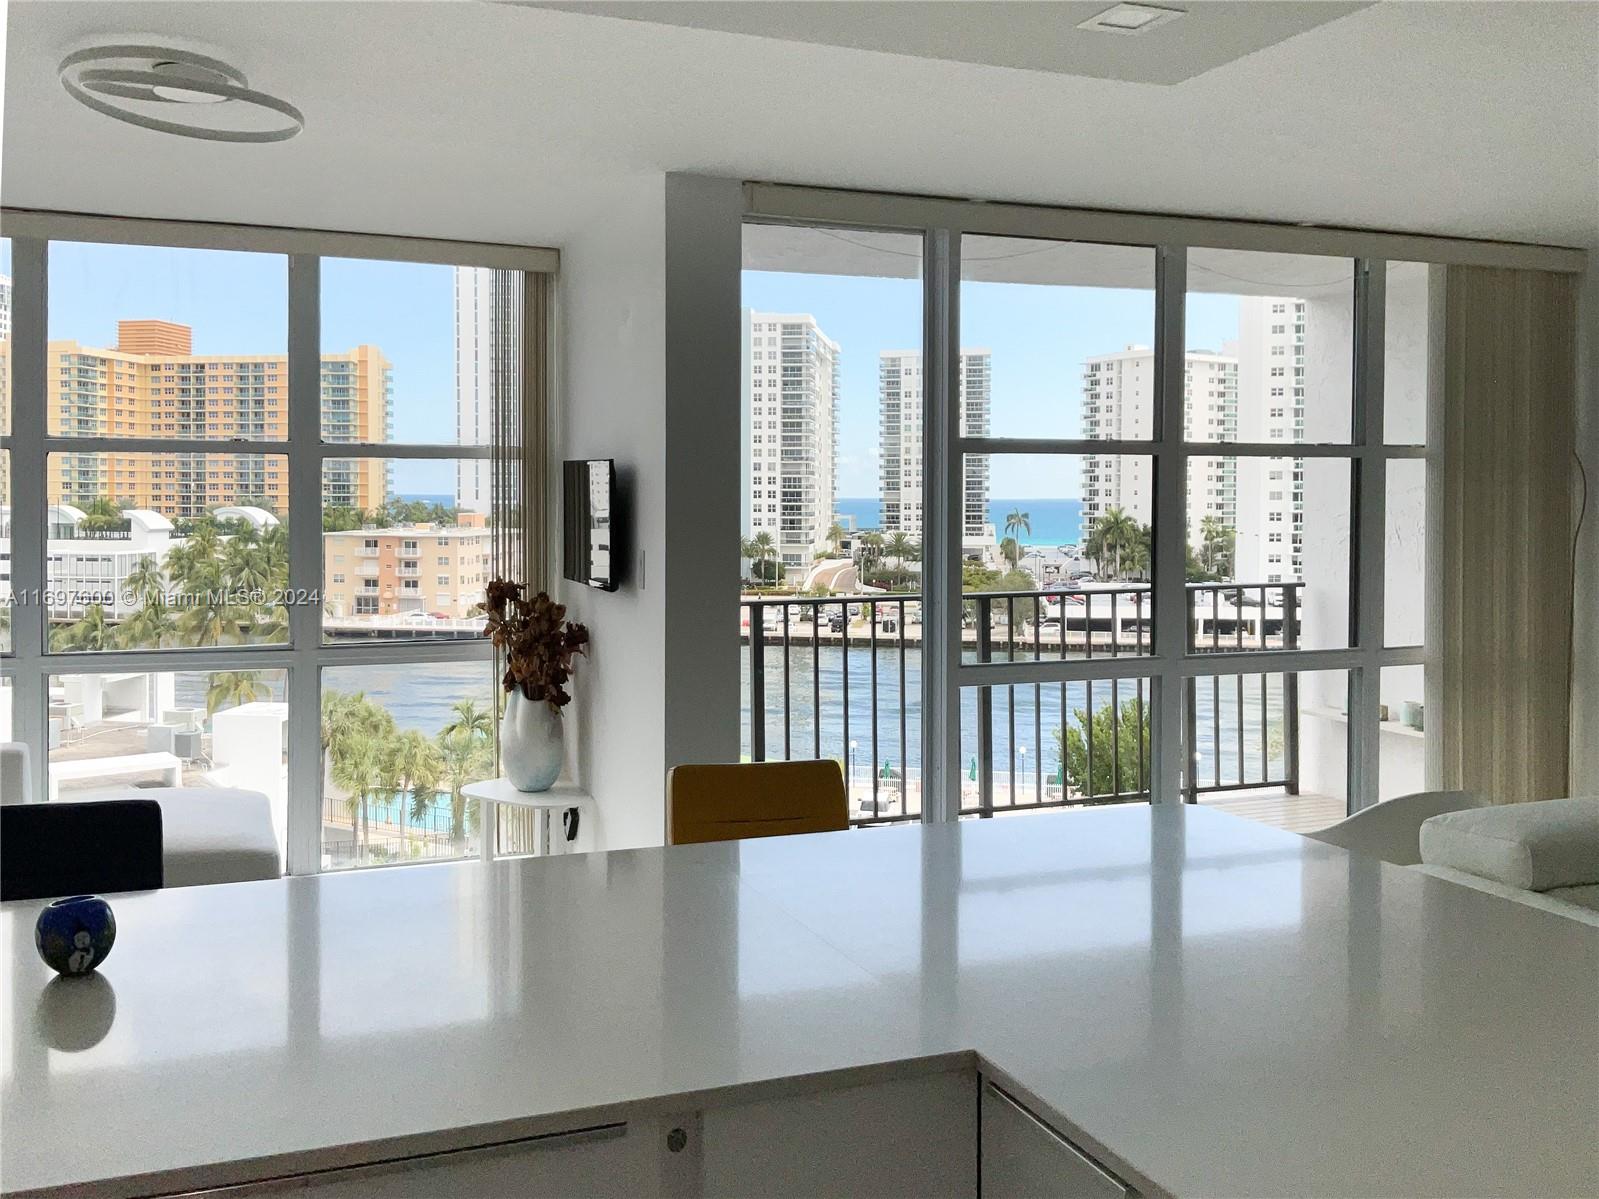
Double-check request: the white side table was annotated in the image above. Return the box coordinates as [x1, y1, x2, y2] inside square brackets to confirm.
[461, 778, 593, 861]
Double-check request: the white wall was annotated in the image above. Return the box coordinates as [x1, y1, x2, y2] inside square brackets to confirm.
[555, 175, 669, 852]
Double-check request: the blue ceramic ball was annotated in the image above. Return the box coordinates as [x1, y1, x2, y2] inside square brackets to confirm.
[35, 895, 116, 977]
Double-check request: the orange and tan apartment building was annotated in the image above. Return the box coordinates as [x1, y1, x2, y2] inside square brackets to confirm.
[322, 513, 491, 619]
[32, 319, 392, 519]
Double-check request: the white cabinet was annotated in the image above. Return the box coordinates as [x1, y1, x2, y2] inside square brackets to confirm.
[701, 1069, 978, 1199]
[980, 1080, 1134, 1199]
[234, 1120, 675, 1198]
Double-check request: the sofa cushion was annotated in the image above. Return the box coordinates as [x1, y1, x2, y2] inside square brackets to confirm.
[1419, 797, 1599, 892]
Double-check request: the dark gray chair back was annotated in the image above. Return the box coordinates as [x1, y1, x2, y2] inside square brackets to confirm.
[1, 800, 164, 901]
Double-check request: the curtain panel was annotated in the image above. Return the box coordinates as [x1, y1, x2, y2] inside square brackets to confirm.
[1434, 265, 1579, 804]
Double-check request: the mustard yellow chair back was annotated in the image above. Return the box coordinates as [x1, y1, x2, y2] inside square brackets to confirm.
[666, 760, 848, 846]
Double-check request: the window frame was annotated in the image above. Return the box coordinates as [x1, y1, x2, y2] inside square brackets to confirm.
[0, 212, 557, 873]
[744, 194, 1461, 819]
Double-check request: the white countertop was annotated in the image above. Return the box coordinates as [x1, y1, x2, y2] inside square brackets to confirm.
[3, 807, 1595, 1198]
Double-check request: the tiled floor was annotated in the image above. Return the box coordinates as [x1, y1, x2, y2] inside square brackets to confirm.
[1199, 790, 1346, 834]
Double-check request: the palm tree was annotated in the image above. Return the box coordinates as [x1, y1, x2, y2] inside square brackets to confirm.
[79, 496, 125, 534]
[331, 731, 384, 864]
[751, 531, 778, 585]
[858, 531, 885, 573]
[321, 690, 371, 858]
[53, 603, 116, 652]
[442, 697, 494, 743]
[124, 554, 166, 607]
[391, 729, 446, 858]
[826, 522, 846, 555]
[1198, 516, 1235, 577]
[1004, 508, 1032, 543]
[206, 670, 266, 716]
[999, 536, 1022, 570]
[437, 725, 492, 854]
[886, 532, 914, 586]
[1092, 507, 1141, 581]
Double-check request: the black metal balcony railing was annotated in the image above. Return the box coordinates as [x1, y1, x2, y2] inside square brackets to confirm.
[740, 582, 1304, 827]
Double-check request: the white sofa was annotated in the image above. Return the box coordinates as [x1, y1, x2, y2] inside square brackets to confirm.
[1413, 797, 1599, 928]
[1, 742, 281, 888]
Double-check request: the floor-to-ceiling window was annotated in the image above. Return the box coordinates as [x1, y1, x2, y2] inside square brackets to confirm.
[0, 216, 554, 871]
[739, 195, 1435, 826]
[738, 223, 926, 823]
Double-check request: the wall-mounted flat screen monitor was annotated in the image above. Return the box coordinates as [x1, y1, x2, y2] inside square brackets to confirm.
[563, 459, 617, 591]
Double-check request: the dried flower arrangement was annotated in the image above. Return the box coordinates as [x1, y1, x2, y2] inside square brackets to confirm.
[480, 580, 590, 708]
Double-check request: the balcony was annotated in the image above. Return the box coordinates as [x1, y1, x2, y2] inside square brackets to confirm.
[740, 583, 1340, 832]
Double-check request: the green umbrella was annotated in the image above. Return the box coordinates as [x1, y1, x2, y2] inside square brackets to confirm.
[968, 756, 977, 782]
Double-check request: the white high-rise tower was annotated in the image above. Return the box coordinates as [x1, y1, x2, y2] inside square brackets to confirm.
[879, 349, 991, 540]
[742, 310, 840, 578]
[1080, 345, 1238, 551]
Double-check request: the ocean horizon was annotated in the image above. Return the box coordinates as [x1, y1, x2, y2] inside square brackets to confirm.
[835, 497, 1084, 547]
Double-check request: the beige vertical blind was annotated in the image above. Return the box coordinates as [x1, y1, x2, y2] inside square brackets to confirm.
[1435, 265, 1579, 804]
[488, 268, 553, 853]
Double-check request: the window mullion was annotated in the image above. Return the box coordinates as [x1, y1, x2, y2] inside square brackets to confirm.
[9, 237, 50, 801]
[284, 254, 324, 874]
[1351, 258, 1388, 812]
[921, 227, 959, 824]
[1152, 244, 1188, 805]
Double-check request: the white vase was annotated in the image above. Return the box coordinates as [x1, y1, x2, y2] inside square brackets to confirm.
[501, 689, 563, 792]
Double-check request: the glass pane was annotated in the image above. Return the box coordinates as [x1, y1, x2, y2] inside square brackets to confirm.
[2, 234, 11, 448]
[321, 458, 489, 642]
[45, 451, 289, 651]
[1185, 249, 1354, 443]
[1187, 456, 1351, 651]
[1385, 261, 1430, 445]
[741, 223, 922, 590]
[964, 453, 1154, 662]
[1189, 668, 1348, 832]
[47, 668, 288, 860]
[1386, 459, 1426, 646]
[320, 660, 496, 870]
[741, 594, 923, 825]
[46, 242, 286, 440]
[959, 677, 1153, 815]
[1, 450, 9, 653]
[960, 237, 1155, 440]
[321, 260, 513, 469]
[1378, 665, 1427, 801]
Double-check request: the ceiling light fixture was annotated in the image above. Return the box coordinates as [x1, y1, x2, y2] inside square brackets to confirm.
[1077, 3, 1186, 35]
[60, 44, 303, 142]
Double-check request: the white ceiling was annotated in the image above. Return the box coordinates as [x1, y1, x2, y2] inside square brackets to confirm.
[3, 1, 1596, 249]
[520, 1, 1372, 86]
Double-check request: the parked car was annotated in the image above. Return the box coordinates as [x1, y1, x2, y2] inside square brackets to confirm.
[825, 611, 845, 632]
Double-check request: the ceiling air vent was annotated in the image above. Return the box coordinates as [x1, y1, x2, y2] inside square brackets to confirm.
[1077, 4, 1186, 35]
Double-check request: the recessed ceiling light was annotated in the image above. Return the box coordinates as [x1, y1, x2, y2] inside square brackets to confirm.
[1078, 3, 1186, 35]
[59, 44, 303, 142]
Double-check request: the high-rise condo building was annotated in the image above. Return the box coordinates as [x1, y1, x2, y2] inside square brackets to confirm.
[1080, 345, 1238, 550]
[1231, 296, 1307, 582]
[743, 310, 840, 575]
[879, 349, 991, 540]
[41, 319, 392, 519]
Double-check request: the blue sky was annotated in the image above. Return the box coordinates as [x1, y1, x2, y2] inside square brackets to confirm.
[744, 270, 1241, 498]
[40, 243, 458, 495]
[19, 240, 1243, 505]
